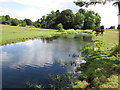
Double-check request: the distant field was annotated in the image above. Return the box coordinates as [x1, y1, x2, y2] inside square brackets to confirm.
[0, 25, 119, 47]
[0, 25, 63, 45]
[93, 29, 119, 51]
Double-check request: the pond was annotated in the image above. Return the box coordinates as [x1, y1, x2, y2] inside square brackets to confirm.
[1, 33, 92, 88]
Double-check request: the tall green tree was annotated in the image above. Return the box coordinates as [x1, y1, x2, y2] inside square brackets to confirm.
[45, 11, 56, 29]
[83, 10, 101, 29]
[94, 13, 101, 29]
[57, 9, 74, 29]
[24, 18, 32, 25]
[5, 15, 10, 21]
[78, 8, 86, 14]
[40, 16, 47, 28]
[5, 15, 11, 25]
[73, 12, 85, 29]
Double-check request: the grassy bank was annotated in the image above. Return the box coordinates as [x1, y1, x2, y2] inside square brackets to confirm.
[72, 30, 119, 89]
[0, 25, 64, 45]
[25, 29, 119, 89]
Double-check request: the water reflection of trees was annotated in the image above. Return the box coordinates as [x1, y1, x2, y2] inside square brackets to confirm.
[41, 34, 92, 43]
[41, 36, 60, 43]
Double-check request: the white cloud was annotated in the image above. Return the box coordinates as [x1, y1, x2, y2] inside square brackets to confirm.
[0, 0, 118, 28]
[86, 2, 118, 28]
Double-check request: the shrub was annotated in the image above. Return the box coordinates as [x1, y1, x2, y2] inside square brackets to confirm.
[81, 44, 95, 57]
[20, 21, 26, 27]
[57, 23, 64, 31]
[33, 22, 41, 28]
[74, 25, 81, 30]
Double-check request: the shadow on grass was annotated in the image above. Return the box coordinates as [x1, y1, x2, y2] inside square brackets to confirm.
[76, 45, 120, 89]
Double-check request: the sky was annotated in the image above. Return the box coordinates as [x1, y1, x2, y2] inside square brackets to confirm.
[0, 0, 118, 28]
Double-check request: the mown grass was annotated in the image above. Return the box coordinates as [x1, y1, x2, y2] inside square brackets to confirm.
[0, 25, 64, 45]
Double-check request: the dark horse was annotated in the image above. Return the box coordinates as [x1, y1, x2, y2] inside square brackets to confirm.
[92, 29, 104, 36]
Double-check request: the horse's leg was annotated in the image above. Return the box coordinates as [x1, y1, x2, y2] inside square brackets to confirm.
[96, 32, 99, 36]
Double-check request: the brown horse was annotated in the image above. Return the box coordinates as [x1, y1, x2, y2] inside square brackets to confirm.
[92, 29, 104, 36]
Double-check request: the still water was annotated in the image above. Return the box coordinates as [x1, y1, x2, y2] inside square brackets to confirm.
[1, 33, 92, 88]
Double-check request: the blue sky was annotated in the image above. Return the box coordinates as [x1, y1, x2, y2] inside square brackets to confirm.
[0, 0, 118, 28]
[0, 1, 27, 11]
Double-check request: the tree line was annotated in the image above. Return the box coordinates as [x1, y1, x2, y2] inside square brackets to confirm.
[0, 8, 104, 30]
[0, 15, 33, 27]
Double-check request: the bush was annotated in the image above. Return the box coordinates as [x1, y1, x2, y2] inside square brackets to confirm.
[81, 44, 95, 57]
[11, 19, 19, 26]
[74, 25, 81, 30]
[57, 23, 64, 31]
[20, 21, 26, 27]
[33, 22, 41, 28]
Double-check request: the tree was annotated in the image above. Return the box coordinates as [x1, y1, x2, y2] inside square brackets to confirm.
[94, 13, 101, 29]
[78, 8, 86, 14]
[74, 0, 120, 46]
[5, 15, 10, 21]
[33, 21, 41, 28]
[45, 11, 56, 29]
[110, 26, 115, 29]
[73, 12, 85, 29]
[11, 18, 19, 26]
[24, 18, 32, 25]
[19, 20, 26, 27]
[0, 15, 11, 25]
[40, 16, 47, 28]
[83, 10, 101, 29]
[117, 25, 120, 29]
[5, 15, 11, 25]
[57, 9, 74, 29]
[0, 16, 6, 24]
[101, 25, 105, 29]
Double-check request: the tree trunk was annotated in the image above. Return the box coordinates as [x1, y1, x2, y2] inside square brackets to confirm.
[118, 3, 120, 53]
[118, 3, 120, 46]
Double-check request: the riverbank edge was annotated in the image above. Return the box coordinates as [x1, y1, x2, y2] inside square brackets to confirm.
[72, 33, 119, 89]
[1, 33, 64, 46]
[0, 25, 94, 46]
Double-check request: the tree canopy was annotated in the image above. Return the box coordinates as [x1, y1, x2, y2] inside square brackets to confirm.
[0, 8, 101, 30]
[38, 9, 101, 30]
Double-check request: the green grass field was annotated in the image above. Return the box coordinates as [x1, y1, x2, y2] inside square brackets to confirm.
[0, 25, 95, 45]
[93, 29, 119, 51]
[0, 25, 119, 47]
[0, 25, 63, 45]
